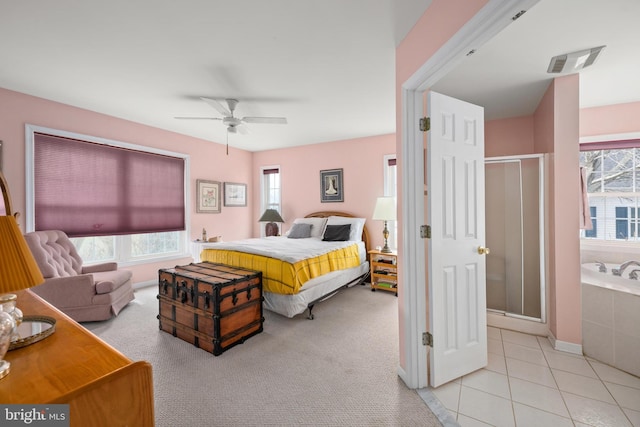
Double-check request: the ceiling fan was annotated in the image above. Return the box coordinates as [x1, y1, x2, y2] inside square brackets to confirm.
[175, 97, 287, 135]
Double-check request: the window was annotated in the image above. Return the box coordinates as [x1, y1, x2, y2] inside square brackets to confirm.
[383, 155, 397, 250]
[261, 166, 281, 235]
[585, 206, 597, 238]
[580, 139, 640, 242]
[26, 125, 189, 264]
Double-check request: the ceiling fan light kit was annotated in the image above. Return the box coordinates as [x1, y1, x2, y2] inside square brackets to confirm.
[547, 45, 606, 74]
[175, 97, 287, 135]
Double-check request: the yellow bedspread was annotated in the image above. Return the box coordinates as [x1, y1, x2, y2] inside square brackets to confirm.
[200, 243, 361, 295]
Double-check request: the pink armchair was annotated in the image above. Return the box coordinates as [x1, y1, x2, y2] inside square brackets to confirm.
[24, 230, 134, 322]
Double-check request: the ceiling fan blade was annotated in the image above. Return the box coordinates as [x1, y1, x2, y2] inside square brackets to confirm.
[174, 116, 222, 121]
[200, 97, 231, 116]
[242, 117, 287, 125]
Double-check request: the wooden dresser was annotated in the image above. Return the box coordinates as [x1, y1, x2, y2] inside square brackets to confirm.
[0, 289, 154, 427]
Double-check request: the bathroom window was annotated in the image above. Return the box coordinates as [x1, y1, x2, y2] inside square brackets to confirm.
[585, 206, 597, 238]
[580, 142, 640, 241]
[615, 206, 640, 240]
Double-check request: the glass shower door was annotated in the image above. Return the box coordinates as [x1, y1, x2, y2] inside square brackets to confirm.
[485, 156, 543, 321]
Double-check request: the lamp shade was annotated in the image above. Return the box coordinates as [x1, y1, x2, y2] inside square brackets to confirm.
[258, 209, 284, 223]
[372, 197, 396, 221]
[0, 215, 44, 293]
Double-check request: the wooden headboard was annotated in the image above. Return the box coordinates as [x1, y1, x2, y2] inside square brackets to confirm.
[304, 211, 371, 258]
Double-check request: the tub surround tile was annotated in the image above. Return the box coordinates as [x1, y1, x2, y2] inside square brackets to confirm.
[582, 284, 614, 327]
[614, 292, 640, 338]
[582, 320, 615, 366]
[613, 331, 640, 378]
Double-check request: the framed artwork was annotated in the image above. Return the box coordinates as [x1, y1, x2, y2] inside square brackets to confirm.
[320, 168, 343, 203]
[196, 180, 221, 213]
[224, 182, 247, 207]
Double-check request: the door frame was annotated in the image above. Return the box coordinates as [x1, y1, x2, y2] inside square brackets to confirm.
[398, 0, 540, 389]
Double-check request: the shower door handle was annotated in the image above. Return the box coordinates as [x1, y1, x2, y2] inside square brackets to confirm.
[477, 246, 490, 255]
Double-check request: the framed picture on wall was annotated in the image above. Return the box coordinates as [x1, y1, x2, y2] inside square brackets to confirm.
[224, 182, 247, 207]
[320, 168, 343, 203]
[196, 179, 221, 213]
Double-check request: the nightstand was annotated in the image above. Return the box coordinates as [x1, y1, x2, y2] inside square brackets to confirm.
[368, 250, 398, 296]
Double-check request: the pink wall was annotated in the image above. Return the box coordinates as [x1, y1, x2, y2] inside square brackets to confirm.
[532, 76, 581, 345]
[251, 134, 395, 250]
[395, 0, 488, 373]
[0, 87, 253, 283]
[580, 101, 640, 137]
[485, 116, 535, 157]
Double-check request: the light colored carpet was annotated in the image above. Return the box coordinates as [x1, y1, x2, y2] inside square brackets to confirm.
[85, 283, 442, 426]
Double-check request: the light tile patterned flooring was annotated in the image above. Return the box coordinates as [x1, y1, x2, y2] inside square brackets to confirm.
[429, 327, 640, 426]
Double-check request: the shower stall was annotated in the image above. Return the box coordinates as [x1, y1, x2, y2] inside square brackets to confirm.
[485, 154, 546, 324]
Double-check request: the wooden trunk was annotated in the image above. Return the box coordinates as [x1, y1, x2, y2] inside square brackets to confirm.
[157, 262, 263, 356]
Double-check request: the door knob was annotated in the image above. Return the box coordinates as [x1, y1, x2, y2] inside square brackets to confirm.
[477, 246, 490, 255]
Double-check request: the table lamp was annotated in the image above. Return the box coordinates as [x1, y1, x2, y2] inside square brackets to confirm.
[0, 171, 45, 379]
[372, 196, 396, 253]
[258, 209, 284, 237]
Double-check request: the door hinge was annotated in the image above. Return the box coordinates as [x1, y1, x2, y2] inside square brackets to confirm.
[420, 225, 431, 239]
[419, 117, 430, 132]
[422, 332, 433, 347]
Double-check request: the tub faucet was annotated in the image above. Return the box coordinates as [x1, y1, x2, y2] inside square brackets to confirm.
[630, 269, 640, 280]
[612, 260, 640, 276]
[594, 261, 607, 273]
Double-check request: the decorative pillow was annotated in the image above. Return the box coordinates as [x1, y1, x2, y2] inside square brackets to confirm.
[322, 224, 352, 241]
[287, 223, 312, 239]
[325, 216, 366, 241]
[290, 217, 328, 238]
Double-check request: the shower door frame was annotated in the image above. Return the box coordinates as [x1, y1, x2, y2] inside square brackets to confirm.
[485, 153, 546, 325]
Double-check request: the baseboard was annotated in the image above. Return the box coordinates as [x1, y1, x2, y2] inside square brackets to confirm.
[397, 365, 411, 388]
[548, 331, 583, 355]
[134, 280, 157, 290]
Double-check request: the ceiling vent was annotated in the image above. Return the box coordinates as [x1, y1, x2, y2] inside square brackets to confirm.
[547, 45, 606, 73]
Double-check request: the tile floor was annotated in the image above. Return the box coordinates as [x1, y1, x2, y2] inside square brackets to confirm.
[426, 327, 640, 427]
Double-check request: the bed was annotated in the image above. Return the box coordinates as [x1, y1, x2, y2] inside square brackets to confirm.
[199, 211, 371, 319]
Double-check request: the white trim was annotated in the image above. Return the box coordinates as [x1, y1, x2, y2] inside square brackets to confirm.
[548, 331, 584, 355]
[259, 165, 281, 236]
[580, 131, 640, 144]
[399, 0, 540, 389]
[24, 123, 192, 258]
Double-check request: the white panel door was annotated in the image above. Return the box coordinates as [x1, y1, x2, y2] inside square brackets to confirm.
[428, 91, 487, 387]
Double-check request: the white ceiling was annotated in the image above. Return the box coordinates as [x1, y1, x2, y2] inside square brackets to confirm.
[433, 0, 640, 121]
[1, 0, 638, 152]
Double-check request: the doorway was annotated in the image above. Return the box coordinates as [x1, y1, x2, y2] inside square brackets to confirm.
[399, 0, 540, 389]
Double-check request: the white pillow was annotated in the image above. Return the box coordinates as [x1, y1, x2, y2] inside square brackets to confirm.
[325, 216, 365, 241]
[290, 217, 328, 239]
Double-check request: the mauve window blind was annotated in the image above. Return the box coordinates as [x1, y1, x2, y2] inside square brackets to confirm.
[34, 133, 185, 237]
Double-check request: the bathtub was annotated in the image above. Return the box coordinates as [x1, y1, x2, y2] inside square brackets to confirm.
[581, 262, 640, 377]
